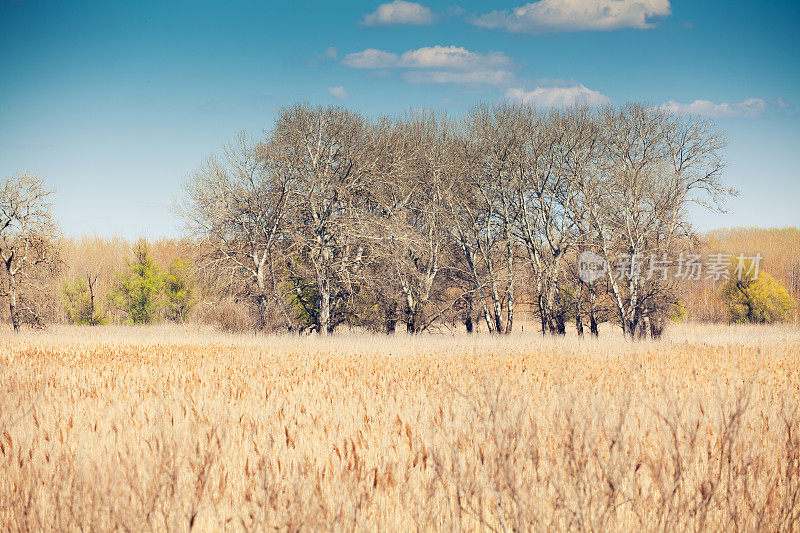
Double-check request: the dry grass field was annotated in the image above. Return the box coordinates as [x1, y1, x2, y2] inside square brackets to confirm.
[2, 324, 799, 531]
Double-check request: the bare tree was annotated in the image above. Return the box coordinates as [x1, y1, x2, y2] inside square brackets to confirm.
[465, 103, 531, 334]
[445, 104, 526, 334]
[445, 143, 495, 333]
[371, 111, 460, 333]
[0, 174, 59, 331]
[179, 132, 291, 329]
[275, 104, 378, 335]
[523, 108, 588, 334]
[552, 107, 607, 336]
[588, 104, 729, 337]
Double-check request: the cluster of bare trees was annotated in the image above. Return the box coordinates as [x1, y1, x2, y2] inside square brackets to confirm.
[181, 102, 730, 337]
[0, 174, 59, 331]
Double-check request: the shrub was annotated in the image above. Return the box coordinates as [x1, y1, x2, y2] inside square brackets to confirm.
[203, 298, 255, 333]
[62, 277, 106, 325]
[721, 261, 795, 324]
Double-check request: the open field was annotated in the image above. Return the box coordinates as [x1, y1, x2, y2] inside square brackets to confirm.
[2, 324, 800, 531]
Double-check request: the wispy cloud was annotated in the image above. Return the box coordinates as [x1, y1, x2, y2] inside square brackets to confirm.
[322, 46, 338, 61]
[472, 0, 671, 34]
[342, 45, 515, 85]
[361, 0, 434, 26]
[341, 48, 400, 69]
[506, 84, 612, 107]
[307, 46, 339, 67]
[660, 97, 790, 118]
[328, 86, 348, 100]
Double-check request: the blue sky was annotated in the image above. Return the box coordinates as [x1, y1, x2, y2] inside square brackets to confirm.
[1, 0, 798, 238]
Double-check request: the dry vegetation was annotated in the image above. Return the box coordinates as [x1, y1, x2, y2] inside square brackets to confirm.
[687, 227, 800, 324]
[2, 324, 800, 531]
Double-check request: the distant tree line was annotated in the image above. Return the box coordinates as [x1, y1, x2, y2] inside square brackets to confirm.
[3, 104, 796, 335]
[0, 193, 200, 329]
[178, 102, 737, 338]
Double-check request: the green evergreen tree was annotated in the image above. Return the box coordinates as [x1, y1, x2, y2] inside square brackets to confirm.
[162, 257, 196, 322]
[109, 240, 162, 324]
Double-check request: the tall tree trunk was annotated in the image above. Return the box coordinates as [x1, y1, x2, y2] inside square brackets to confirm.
[255, 294, 270, 330]
[8, 274, 19, 333]
[589, 289, 599, 336]
[575, 282, 584, 336]
[464, 294, 474, 333]
[318, 277, 330, 336]
[625, 249, 642, 339]
[255, 262, 272, 329]
[541, 254, 564, 336]
[597, 231, 628, 338]
[625, 313, 643, 340]
[554, 311, 566, 335]
[649, 310, 665, 339]
[385, 301, 397, 334]
[400, 276, 418, 334]
[524, 246, 545, 336]
[637, 313, 648, 339]
[545, 274, 560, 335]
[87, 275, 96, 325]
[505, 233, 514, 334]
[405, 304, 417, 334]
[482, 298, 494, 333]
[4, 258, 19, 333]
[538, 293, 548, 336]
[492, 296, 503, 334]
[505, 289, 514, 334]
[458, 236, 490, 333]
[486, 257, 504, 334]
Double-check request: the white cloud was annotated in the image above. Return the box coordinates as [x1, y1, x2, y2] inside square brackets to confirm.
[473, 0, 671, 34]
[328, 86, 348, 100]
[361, 0, 434, 26]
[506, 84, 612, 107]
[341, 48, 400, 69]
[342, 45, 515, 85]
[660, 98, 768, 118]
[398, 45, 512, 69]
[343, 46, 511, 70]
